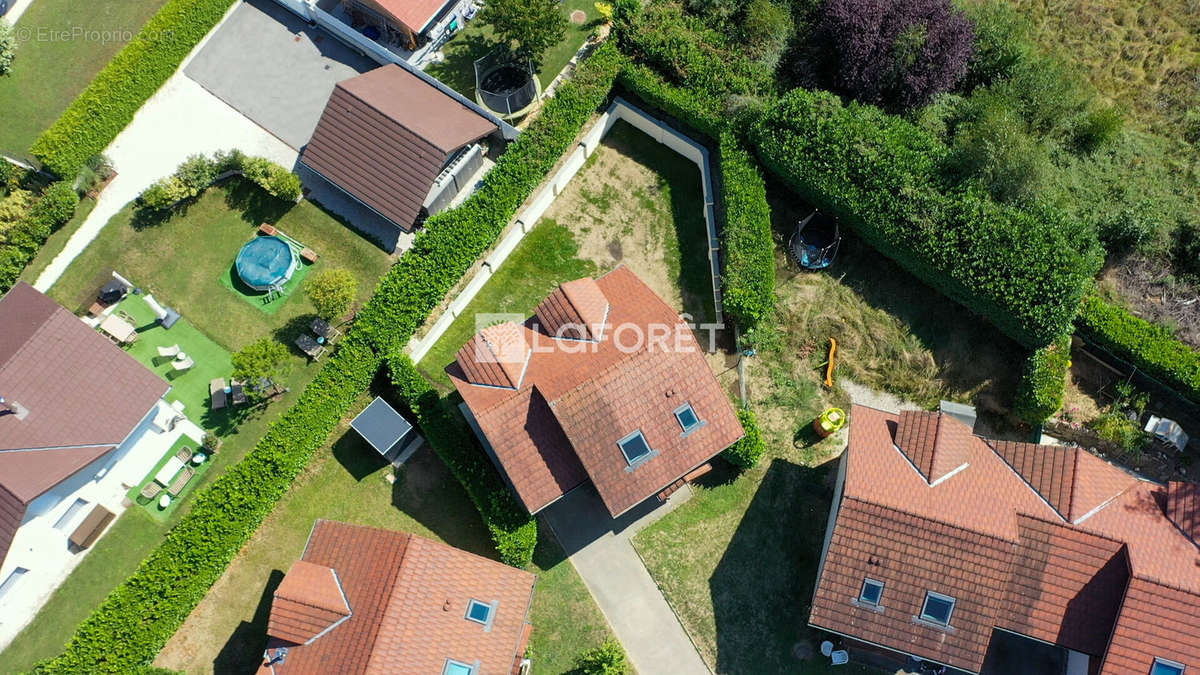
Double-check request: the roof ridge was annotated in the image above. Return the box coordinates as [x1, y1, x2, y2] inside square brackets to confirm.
[844, 494, 1020, 546]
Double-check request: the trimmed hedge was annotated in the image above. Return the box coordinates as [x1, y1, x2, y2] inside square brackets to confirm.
[0, 182, 80, 292]
[723, 407, 766, 469]
[30, 0, 239, 177]
[1076, 296, 1200, 403]
[389, 356, 537, 565]
[615, 62, 725, 139]
[750, 88, 1102, 348]
[716, 133, 775, 329]
[33, 42, 623, 673]
[1013, 333, 1072, 425]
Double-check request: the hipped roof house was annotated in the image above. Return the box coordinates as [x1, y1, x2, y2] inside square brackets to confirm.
[811, 404, 1200, 674]
[449, 266, 744, 518]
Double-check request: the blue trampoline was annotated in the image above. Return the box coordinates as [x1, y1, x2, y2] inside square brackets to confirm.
[235, 236, 296, 291]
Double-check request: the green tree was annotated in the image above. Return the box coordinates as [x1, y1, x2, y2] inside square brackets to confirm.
[231, 338, 291, 394]
[577, 639, 629, 675]
[480, 0, 567, 67]
[305, 268, 357, 320]
[0, 20, 16, 76]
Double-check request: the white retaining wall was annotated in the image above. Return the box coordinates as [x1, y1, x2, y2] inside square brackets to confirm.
[406, 98, 725, 364]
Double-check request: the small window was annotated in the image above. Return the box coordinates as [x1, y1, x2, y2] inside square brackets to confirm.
[920, 591, 955, 626]
[618, 430, 655, 467]
[859, 578, 884, 606]
[1152, 659, 1186, 675]
[674, 403, 702, 433]
[443, 659, 476, 675]
[465, 599, 492, 625]
[53, 498, 88, 531]
[0, 567, 28, 601]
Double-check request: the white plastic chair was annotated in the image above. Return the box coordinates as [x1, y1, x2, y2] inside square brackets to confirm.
[171, 356, 195, 371]
[157, 344, 181, 358]
[821, 641, 834, 657]
[831, 650, 849, 665]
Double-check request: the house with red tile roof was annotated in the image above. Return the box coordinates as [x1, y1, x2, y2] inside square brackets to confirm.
[811, 404, 1200, 674]
[447, 266, 744, 518]
[259, 520, 535, 674]
[0, 283, 185, 649]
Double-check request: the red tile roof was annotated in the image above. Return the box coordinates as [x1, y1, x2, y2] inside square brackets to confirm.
[812, 405, 1200, 674]
[448, 266, 743, 517]
[268, 561, 352, 645]
[534, 278, 609, 342]
[894, 410, 971, 484]
[1167, 480, 1200, 543]
[370, 0, 451, 32]
[264, 520, 534, 675]
[455, 322, 532, 389]
[0, 283, 167, 568]
[300, 65, 497, 231]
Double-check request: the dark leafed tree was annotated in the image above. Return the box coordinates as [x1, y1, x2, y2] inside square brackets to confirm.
[479, 0, 568, 68]
[813, 0, 975, 109]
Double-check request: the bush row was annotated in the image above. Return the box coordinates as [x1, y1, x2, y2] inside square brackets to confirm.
[30, 0, 238, 177]
[1076, 296, 1200, 404]
[389, 356, 537, 565]
[0, 182, 80, 293]
[34, 41, 624, 672]
[139, 150, 301, 210]
[750, 88, 1102, 348]
[1013, 333, 1072, 425]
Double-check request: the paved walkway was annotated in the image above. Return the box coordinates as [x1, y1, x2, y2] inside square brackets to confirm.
[2, 0, 37, 24]
[542, 484, 711, 675]
[33, 4, 297, 292]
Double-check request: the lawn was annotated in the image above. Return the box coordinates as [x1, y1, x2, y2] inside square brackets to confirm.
[153, 387, 614, 674]
[17, 197, 96, 285]
[47, 179, 392, 354]
[426, 0, 597, 98]
[0, 0, 168, 161]
[125, 434, 213, 522]
[416, 120, 713, 390]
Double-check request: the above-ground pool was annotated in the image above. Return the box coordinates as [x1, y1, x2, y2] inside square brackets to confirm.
[235, 236, 296, 291]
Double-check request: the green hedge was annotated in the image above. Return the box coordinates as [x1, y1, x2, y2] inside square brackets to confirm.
[388, 356, 537, 565]
[750, 89, 1102, 348]
[0, 182, 80, 292]
[33, 42, 623, 672]
[1013, 333, 1072, 425]
[723, 407, 765, 469]
[30, 0, 239, 177]
[716, 133, 775, 329]
[614, 62, 725, 139]
[1076, 296, 1200, 403]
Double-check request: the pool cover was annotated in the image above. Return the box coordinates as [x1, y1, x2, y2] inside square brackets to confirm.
[235, 236, 295, 291]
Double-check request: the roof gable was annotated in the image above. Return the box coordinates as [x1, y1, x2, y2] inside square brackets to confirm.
[534, 278, 610, 342]
[1167, 481, 1200, 544]
[894, 410, 971, 485]
[988, 440, 1137, 523]
[268, 561, 352, 645]
[454, 322, 531, 390]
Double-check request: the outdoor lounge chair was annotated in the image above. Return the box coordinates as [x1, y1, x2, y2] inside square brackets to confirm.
[167, 467, 195, 497]
[210, 378, 227, 410]
[311, 318, 341, 342]
[295, 334, 326, 361]
[157, 344, 181, 359]
[175, 446, 193, 463]
[140, 482, 162, 500]
[171, 356, 195, 371]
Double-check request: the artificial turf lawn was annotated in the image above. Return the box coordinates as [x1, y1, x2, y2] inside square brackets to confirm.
[125, 434, 212, 522]
[218, 253, 313, 315]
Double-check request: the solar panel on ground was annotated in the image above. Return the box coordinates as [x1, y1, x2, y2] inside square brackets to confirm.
[350, 397, 414, 456]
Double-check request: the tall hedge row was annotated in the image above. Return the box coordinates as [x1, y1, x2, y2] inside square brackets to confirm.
[0, 182, 80, 292]
[750, 88, 1102, 348]
[1013, 333, 1072, 424]
[1076, 296, 1200, 404]
[33, 42, 623, 673]
[30, 0, 239, 177]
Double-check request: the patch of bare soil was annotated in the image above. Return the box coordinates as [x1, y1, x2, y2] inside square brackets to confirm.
[1101, 255, 1200, 348]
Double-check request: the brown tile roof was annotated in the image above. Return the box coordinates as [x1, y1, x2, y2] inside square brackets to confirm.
[533, 278, 610, 342]
[300, 65, 496, 231]
[810, 497, 1017, 672]
[999, 516, 1128, 656]
[813, 405, 1200, 673]
[0, 283, 167, 568]
[449, 266, 743, 517]
[268, 561, 351, 645]
[370, 0, 451, 32]
[1167, 481, 1200, 543]
[894, 410, 971, 485]
[265, 520, 534, 675]
[455, 322, 532, 390]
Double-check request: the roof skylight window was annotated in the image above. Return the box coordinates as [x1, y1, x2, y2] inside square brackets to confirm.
[618, 430, 657, 468]
[858, 578, 884, 606]
[674, 403, 704, 435]
[919, 591, 955, 626]
[1152, 659, 1185, 675]
[465, 599, 494, 626]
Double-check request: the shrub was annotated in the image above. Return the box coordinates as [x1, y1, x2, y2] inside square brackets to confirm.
[723, 407, 765, 469]
[1013, 333, 1071, 425]
[1073, 106, 1123, 153]
[30, 0, 240, 177]
[741, 0, 793, 69]
[138, 176, 193, 210]
[750, 88, 1101, 347]
[0, 189, 35, 224]
[175, 154, 218, 193]
[717, 134, 775, 329]
[1173, 219, 1200, 278]
[811, 0, 975, 109]
[138, 152, 300, 210]
[0, 159, 12, 187]
[0, 181, 79, 294]
[943, 98, 1050, 204]
[577, 639, 630, 674]
[958, 0, 1031, 91]
[306, 268, 357, 320]
[0, 19, 15, 76]
[231, 338, 292, 389]
[243, 156, 302, 202]
[1096, 200, 1157, 253]
[1076, 296, 1200, 404]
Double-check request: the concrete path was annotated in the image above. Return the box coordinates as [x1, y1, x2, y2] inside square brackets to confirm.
[33, 4, 297, 292]
[542, 484, 711, 675]
[841, 379, 922, 415]
[2, 0, 36, 24]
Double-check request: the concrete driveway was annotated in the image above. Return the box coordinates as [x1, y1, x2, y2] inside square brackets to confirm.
[184, 0, 374, 149]
[542, 484, 711, 674]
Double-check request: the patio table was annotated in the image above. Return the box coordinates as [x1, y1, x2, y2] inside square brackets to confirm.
[154, 456, 186, 486]
[99, 314, 136, 343]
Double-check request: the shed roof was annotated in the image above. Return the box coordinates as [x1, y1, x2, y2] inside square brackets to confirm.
[350, 397, 414, 456]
